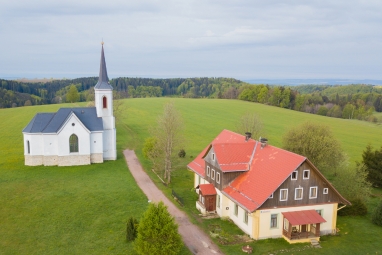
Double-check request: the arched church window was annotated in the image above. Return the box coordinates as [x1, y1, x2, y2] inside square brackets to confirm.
[27, 140, 30, 154]
[103, 96, 107, 109]
[69, 134, 79, 153]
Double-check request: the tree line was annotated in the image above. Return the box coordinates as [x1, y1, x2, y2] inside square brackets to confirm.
[1, 77, 382, 123]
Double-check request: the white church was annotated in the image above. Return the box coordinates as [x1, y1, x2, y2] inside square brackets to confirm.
[22, 44, 117, 166]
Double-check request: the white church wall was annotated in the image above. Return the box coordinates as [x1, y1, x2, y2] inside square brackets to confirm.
[102, 128, 116, 160]
[57, 114, 91, 157]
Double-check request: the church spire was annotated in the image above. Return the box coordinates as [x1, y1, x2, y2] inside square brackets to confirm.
[94, 42, 113, 90]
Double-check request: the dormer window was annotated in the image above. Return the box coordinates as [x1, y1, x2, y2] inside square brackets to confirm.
[102, 96, 107, 108]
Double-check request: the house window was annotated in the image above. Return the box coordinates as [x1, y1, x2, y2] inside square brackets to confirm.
[27, 140, 30, 154]
[310, 186, 318, 199]
[234, 203, 238, 216]
[270, 214, 278, 228]
[269, 192, 274, 199]
[291, 171, 298, 180]
[211, 169, 215, 180]
[216, 172, 220, 183]
[280, 189, 288, 201]
[217, 194, 221, 208]
[303, 170, 310, 179]
[212, 153, 215, 161]
[202, 196, 205, 205]
[323, 188, 329, 194]
[295, 188, 303, 200]
[283, 218, 289, 231]
[102, 96, 107, 108]
[316, 209, 322, 216]
[69, 134, 79, 153]
[207, 166, 210, 177]
[244, 211, 248, 224]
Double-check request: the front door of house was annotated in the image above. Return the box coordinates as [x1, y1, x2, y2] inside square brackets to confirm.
[206, 195, 216, 212]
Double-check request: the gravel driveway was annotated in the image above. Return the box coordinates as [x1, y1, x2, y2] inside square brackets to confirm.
[123, 149, 223, 255]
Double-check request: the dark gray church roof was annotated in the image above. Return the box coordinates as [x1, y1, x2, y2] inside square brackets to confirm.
[94, 44, 113, 90]
[23, 107, 103, 134]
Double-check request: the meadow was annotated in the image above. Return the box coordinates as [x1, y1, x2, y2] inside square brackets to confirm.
[1, 98, 382, 254]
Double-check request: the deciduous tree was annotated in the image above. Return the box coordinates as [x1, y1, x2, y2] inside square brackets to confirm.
[66, 84, 80, 103]
[152, 102, 184, 184]
[282, 122, 345, 174]
[235, 112, 264, 141]
[134, 202, 182, 255]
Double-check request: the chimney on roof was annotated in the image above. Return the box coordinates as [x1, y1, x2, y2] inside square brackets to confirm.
[245, 132, 251, 141]
[260, 137, 268, 149]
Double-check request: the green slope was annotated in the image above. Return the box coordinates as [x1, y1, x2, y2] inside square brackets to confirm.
[1, 98, 382, 254]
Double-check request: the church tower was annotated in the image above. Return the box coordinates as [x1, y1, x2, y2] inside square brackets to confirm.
[94, 43, 117, 160]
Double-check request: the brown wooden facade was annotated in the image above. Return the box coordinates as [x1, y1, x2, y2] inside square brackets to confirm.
[198, 191, 216, 212]
[259, 161, 344, 209]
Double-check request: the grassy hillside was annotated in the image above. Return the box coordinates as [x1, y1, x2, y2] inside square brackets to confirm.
[1, 98, 382, 254]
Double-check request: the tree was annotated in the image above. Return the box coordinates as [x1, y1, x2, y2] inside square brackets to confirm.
[66, 84, 80, 103]
[282, 122, 345, 174]
[372, 200, 382, 226]
[333, 164, 371, 202]
[361, 144, 382, 187]
[235, 112, 264, 141]
[134, 202, 182, 255]
[152, 102, 184, 184]
[24, 100, 32, 106]
[126, 217, 139, 241]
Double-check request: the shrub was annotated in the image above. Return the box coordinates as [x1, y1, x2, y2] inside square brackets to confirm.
[178, 149, 186, 158]
[338, 198, 368, 216]
[126, 217, 139, 241]
[372, 200, 382, 226]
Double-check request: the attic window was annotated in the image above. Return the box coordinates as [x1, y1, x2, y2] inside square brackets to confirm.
[211, 169, 215, 180]
[323, 188, 329, 194]
[269, 192, 273, 199]
[72, 123, 75, 126]
[303, 170, 310, 179]
[207, 166, 210, 177]
[291, 171, 298, 180]
[212, 153, 215, 161]
[216, 172, 220, 184]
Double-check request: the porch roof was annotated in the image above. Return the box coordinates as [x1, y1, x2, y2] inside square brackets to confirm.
[199, 184, 217, 196]
[282, 210, 326, 225]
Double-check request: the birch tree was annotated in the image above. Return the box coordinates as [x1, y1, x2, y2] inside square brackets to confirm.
[153, 102, 183, 184]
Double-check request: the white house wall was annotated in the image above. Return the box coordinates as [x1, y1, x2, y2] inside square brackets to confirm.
[228, 200, 253, 236]
[42, 134, 58, 156]
[90, 132, 103, 154]
[255, 203, 336, 239]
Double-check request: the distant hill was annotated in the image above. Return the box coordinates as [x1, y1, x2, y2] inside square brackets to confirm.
[244, 79, 382, 86]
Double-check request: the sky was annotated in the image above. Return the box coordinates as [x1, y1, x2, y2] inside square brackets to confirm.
[1, 0, 382, 80]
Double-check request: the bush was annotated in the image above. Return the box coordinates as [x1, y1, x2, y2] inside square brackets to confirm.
[372, 200, 382, 226]
[126, 217, 139, 241]
[338, 198, 368, 216]
[178, 149, 186, 158]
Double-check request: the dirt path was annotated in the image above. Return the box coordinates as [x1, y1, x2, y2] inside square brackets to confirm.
[123, 149, 223, 255]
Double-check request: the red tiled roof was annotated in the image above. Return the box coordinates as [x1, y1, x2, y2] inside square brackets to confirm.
[282, 210, 326, 225]
[187, 145, 209, 178]
[212, 142, 255, 172]
[223, 143, 305, 211]
[199, 184, 217, 196]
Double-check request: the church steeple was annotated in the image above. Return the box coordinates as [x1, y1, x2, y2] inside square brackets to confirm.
[94, 43, 113, 90]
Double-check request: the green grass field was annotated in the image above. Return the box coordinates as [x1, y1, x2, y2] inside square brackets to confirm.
[1, 98, 382, 254]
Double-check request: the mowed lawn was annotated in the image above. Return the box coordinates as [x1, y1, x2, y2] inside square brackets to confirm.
[1, 98, 382, 254]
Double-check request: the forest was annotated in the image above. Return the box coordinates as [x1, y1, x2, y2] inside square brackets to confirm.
[1, 77, 382, 122]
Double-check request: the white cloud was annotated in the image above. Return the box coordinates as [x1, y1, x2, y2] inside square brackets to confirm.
[0, 0, 381, 79]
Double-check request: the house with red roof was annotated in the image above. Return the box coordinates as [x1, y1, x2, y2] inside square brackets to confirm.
[187, 129, 350, 243]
